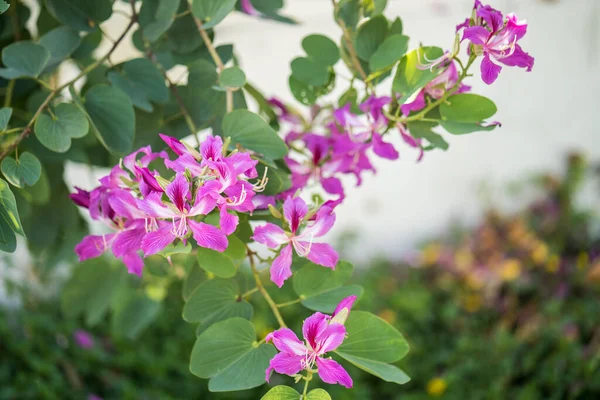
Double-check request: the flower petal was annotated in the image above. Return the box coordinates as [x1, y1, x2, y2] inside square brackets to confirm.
[462, 26, 490, 45]
[159, 133, 187, 156]
[265, 328, 307, 355]
[300, 206, 336, 238]
[480, 54, 503, 85]
[302, 242, 339, 268]
[188, 220, 228, 252]
[321, 177, 344, 198]
[267, 352, 305, 378]
[332, 295, 357, 319]
[283, 196, 308, 233]
[200, 134, 223, 162]
[315, 323, 347, 354]
[498, 44, 534, 72]
[138, 192, 176, 218]
[372, 133, 399, 160]
[219, 206, 238, 236]
[302, 312, 329, 350]
[252, 223, 288, 248]
[166, 174, 189, 212]
[108, 189, 145, 219]
[270, 243, 293, 288]
[141, 225, 175, 256]
[112, 227, 145, 258]
[315, 357, 353, 388]
[75, 234, 115, 261]
[122, 252, 144, 276]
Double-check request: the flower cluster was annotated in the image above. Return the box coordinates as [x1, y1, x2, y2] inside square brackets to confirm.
[458, 0, 534, 84]
[71, 134, 261, 276]
[265, 296, 356, 388]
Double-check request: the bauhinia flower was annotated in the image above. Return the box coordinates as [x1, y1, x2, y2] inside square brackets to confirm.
[265, 296, 357, 388]
[253, 196, 338, 287]
[460, 1, 534, 84]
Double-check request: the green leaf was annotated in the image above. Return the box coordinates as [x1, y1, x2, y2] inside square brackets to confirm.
[363, 0, 387, 17]
[261, 386, 299, 400]
[307, 389, 333, 400]
[291, 57, 330, 86]
[0, 107, 12, 131]
[190, 318, 276, 391]
[439, 93, 498, 123]
[335, 0, 361, 31]
[182, 264, 206, 301]
[34, 103, 89, 153]
[1, 152, 41, 188]
[139, 0, 180, 42]
[336, 311, 410, 362]
[302, 285, 364, 313]
[183, 278, 252, 325]
[407, 121, 448, 150]
[225, 234, 246, 260]
[0, 178, 24, 236]
[255, 163, 292, 196]
[0, 216, 16, 253]
[222, 110, 287, 159]
[45, 0, 112, 32]
[334, 353, 410, 385]
[0, 1, 9, 14]
[389, 16, 403, 35]
[191, 0, 236, 29]
[369, 34, 409, 71]
[289, 75, 317, 106]
[354, 15, 389, 61]
[112, 293, 162, 339]
[38, 26, 82, 70]
[219, 67, 247, 89]
[302, 34, 339, 67]
[81, 84, 135, 154]
[196, 247, 237, 278]
[107, 58, 169, 112]
[0, 41, 50, 79]
[441, 120, 499, 135]
[157, 242, 192, 258]
[392, 46, 444, 102]
[18, 166, 50, 205]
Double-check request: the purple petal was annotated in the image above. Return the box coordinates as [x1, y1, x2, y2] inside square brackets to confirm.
[476, 4, 503, 33]
[267, 352, 304, 378]
[219, 206, 238, 236]
[141, 225, 175, 256]
[315, 357, 353, 388]
[70, 187, 90, 209]
[74, 330, 95, 349]
[506, 13, 528, 41]
[462, 26, 490, 45]
[332, 295, 357, 318]
[188, 188, 218, 216]
[166, 174, 189, 212]
[481, 54, 502, 85]
[138, 192, 175, 218]
[111, 226, 145, 258]
[321, 176, 344, 197]
[122, 252, 144, 276]
[300, 206, 336, 238]
[301, 242, 339, 268]
[315, 323, 347, 354]
[270, 243, 293, 288]
[265, 328, 307, 355]
[108, 189, 145, 219]
[134, 166, 164, 195]
[252, 195, 276, 210]
[164, 153, 204, 175]
[200, 134, 223, 162]
[226, 152, 258, 178]
[372, 133, 399, 160]
[498, 44, 534, 71]
[188, 220, 228, 252]
[252, 223, 288, 248]
[283, 196, 308, 233]
[302, 312, 329, 350]
[159, 133, 187, 156]
[75, 234, 115, 261]
[400, 90, 425, 116]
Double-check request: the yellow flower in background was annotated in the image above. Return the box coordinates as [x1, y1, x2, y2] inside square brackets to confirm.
[462, 293, 483, 313]
[545, 254, 560, 273]
[378, 308, 397, 325]
[465, 273, 484, 290]
[500, 259, 522, 281]
[421, 243, 442, 266]
[426, 377, 448, 397]
[576, 252, 589, 270]
[455, 248, 474, 272]
[531, 242, 549, 264]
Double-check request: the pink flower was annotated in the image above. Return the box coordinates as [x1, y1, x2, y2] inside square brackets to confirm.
[265, 296, 356, 388]
[461, 2, 534, 84]
[74, 330, 94, 349]
[252, 197, 338, 287]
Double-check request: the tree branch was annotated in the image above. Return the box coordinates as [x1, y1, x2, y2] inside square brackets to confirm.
[247, 249, 287, 328]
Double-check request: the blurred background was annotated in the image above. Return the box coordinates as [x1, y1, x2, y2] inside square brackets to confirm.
[2, 0, 600, 399]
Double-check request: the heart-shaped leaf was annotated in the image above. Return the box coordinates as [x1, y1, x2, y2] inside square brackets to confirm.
[190, 318, 276, 391]
[191, 0, 236, 29]
[0, 1, 9, 14]
[0, 107, 12, 131]
[34, 103, 89, 153]
[354, 15, 389, 61]
[369, 34, 409, 71]
[1, 152, 41, 188]
[45, 0, 112, 32]
[196, 247, 237, 278]
[333, 353, 410, 384]
[222, 109, 287, 159]
[439, 93, 497, 123]
[306, 389, 333, 400]
[0, 178, 24, 236]
[0, 41, 50, 79]
[219, 66, 246, 89]
[39, 26, 82, 71]
[302, 34, 339, 67]
[291, 57, 330, 86]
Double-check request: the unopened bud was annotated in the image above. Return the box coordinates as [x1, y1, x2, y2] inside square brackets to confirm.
[268, 204, 282, 219]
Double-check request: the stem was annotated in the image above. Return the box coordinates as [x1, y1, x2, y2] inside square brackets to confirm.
[247, 249, 287, 328]
[3, 80, 15, 108]
[277, 298, 302, 308]
[190, 7, 234, 113]
[0, 16, 136, 162]
[302, 372, 313, 399]
[2, 127, 25, 135]
[242, 287, 259, 297]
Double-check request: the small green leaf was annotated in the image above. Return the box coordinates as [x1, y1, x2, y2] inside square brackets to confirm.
[112, 293, 162, 339]
[291, 57, 330, 87]
[255, 163, 292, 196]
[289, 75, 318, 106]
[354, 15, 389, 61]
[139, 0, 180, 42]
[183, 279, 252, 326]
[197, 247, 237, 278]
[363, 0, 387, 17]
[34, 103, 89, 153]
[407, 121, 448, 150]
[294, 260, 354, 298]
[439, 93, 498, 123]
[219, 67, 247, 89]
[222, 110, 288, 159]
[306, 389, 333, 400]
[225, 234, 246, 260]
[0, 41, 50, 79]
[0, 178, 24, 236]
[336, 311, 410, 362]
[392, 46, 444, 102]
[302, 285, 364, 313]
[1, 152, 41, 188]
[302, 34, 339, 67]
[81, 84, 135, 154]
[0, 107, 12, 131]
[261, 386, 299, 400]
[334, 353, 410, 385]
[45, 0, 112, 32]
[39, 26, 82, 70]
[389, 16, 403, 35]
[191, 0, 236, 29]
[190, 318, 276, 392]
[157, 242, 192, 258]
[369, 34, 409, 71]
[0, 216, 17, 253]
[0, 1, 9, 14]
[18, 166, 50, 205]
[107, 58, 169, 112]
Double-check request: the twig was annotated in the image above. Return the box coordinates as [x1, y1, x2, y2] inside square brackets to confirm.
[247, 249, 287, 328]
[277, 298, 302, 308]
[3, 80, 15, 108]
